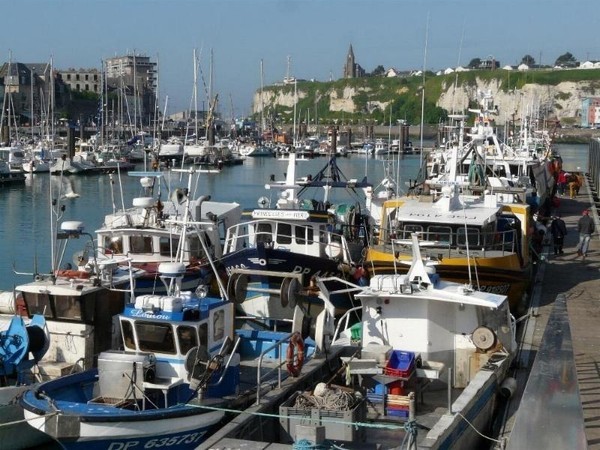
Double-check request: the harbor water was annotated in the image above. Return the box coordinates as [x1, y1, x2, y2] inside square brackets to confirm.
[0, 153, 425, 291]
[0, 145, 588, 292]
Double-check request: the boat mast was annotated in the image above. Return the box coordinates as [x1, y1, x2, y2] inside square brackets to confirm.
[419, 13, 430, 168]
[260, 59, 265, 139]
[193, 48, 199, 144]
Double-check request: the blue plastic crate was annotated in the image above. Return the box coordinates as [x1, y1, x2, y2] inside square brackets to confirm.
[387, 408, 410, 418]
[384, 350, 416, 377]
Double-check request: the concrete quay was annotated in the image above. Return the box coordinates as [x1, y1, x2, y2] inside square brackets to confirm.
[499, 169, 600, 449]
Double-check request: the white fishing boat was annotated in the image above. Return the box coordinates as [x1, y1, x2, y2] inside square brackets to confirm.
[95, 169, 241, 296]
[327, 233, 518, 449]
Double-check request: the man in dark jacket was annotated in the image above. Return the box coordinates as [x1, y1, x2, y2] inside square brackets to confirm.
[577, 209, 595, 259]
[550, 214, 568, 255]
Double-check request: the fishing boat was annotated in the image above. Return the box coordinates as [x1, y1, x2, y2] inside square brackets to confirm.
[427, 93, 559, 214]
[95, 169, 241, 296]
[328, 233, 517, 449]
[199, 234, 517, 450]
[20, 260, 318, 450]
[366, 117, 534, 314]
[14, 219, 144, 373]
[365, 181, 532, 313]
[221, 152, 371, 320]
[0, 314, 50, 449]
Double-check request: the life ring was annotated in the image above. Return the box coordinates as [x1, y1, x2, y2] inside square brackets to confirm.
[56, 269, 91, 279]
[286, 332, 305, 377]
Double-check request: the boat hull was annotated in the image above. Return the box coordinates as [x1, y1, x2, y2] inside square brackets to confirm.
[419, 356, 511, 449]
[24, 411, 223, 450]
[222, 246, 360, 318]
[0, 387, 50, 450]
[21, 370, 225, 450]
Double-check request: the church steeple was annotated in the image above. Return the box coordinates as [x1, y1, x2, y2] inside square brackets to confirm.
[344, 44, 355, 79]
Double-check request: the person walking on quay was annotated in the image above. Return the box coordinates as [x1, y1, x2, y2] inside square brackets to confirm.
[551, 214, 567, 255]
[576, 209, 595, 259]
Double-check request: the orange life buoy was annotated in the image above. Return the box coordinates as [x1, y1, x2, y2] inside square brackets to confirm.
[286, 332, 305, 377]
[56, 269, 91, 280]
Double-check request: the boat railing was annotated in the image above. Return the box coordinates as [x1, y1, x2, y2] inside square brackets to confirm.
[255, 331, 295, 405]
[224, 220, 352, 262]
[331, 305, 362, 344]
[381, 228, 519, 259]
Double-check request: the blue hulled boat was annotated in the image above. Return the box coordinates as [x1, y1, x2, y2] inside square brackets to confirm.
[20, 262, 316, 449]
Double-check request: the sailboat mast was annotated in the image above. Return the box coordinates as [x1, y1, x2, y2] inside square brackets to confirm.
[419, 13, 430, 167]
[260, 59, 265, 137]
[193, 48, 199, 143]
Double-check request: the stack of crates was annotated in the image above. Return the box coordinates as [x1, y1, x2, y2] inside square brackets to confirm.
[384, 350, 419, 417]
[386, 394, 412, 418]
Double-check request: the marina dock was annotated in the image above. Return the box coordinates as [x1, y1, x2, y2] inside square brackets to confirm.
[499, 139, 600, 449]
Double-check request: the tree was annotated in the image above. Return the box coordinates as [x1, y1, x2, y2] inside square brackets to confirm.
[468, 58, 481, 69]
[521, 55, 535, 66]
[370, 65, 385, 77]
[555, 52, 578, 67]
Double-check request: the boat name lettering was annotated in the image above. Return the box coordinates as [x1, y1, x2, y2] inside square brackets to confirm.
[225, 264, 248, 276]
[130, 309, 171, 320]
[479, 284, 510, 295]
[252, 210, 310, 220]
[408, 213, 477, 220]
[292, 265, 336, 278]
[107, 431, 205, 450]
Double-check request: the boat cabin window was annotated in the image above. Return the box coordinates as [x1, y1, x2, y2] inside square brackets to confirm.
[105, 236, 123, 254]
[130, 235, 153, 254]
[295, 225, 313, 245]
[398, 224, 423, 240]
[276, 223, 292, 245]
[122, 320, 136, 350]
[457, 227, 480, 248]
[159, 236, 179, 257]
[55, 296, 82, 320]
[189, 235, 208, 260]
[136, 321, 176, 354]
[255, 222, 272, 244]
[213, 310, 225, 341]
[22, 292, 95, 323]
[426, 225, 452, 245]
[199, 323, 208, 346]
[177, 325, 198, 354]
[23, 292, 52, 318]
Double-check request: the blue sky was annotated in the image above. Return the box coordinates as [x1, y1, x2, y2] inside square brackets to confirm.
[3, 0, 599, 117]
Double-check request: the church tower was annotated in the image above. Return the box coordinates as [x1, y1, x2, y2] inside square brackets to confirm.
[343, 44, 355, 78]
